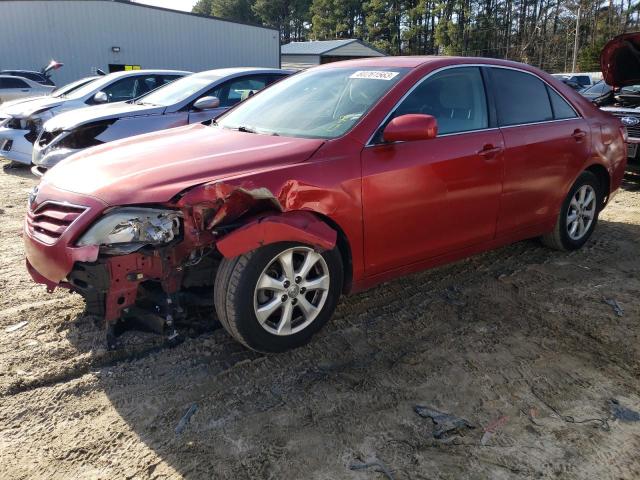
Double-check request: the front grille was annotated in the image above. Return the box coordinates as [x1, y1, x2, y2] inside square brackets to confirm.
[26, 202, 87, 244]
[626, 126, 640, 138]
[610, 112, 640, 139]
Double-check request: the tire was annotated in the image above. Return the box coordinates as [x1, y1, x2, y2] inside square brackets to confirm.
[214, 242, 343, 353]
[541, 171, 603, 251]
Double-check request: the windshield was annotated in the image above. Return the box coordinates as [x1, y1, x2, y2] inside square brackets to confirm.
[135, 74, 218, 106]
[217, 67, 408, 139]
[51, 77, 97, 97]
[65, 74, 117, 100]
[620, 84, 640, 93]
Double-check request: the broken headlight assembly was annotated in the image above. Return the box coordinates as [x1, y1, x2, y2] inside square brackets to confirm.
[76, 208, 182, 254]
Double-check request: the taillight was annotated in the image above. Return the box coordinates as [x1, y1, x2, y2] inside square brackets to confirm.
[620, 126, 629, 143]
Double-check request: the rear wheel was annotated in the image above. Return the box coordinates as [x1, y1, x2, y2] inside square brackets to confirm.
[214, 242, 343, 352]
[541, 171, 602, 251]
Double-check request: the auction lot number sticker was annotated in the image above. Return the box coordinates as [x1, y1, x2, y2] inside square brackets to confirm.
[350, 71, 400, 80]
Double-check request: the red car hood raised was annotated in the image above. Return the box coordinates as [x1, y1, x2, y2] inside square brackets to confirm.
[601, 32, 640, 87]
[42, 124, 325, 205]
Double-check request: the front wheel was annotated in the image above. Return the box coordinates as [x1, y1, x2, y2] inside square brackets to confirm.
[541, 171, 602, 251]
[214, 242, 343, 353]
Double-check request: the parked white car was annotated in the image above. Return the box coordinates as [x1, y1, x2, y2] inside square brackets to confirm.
[0, 75, 55, 103]
[33, 68, 293, 174]
[0, 69, 189, 165]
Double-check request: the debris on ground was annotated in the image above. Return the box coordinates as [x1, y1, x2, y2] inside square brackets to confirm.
[5, 321, 28, 333]
[481, 415, 509, 445]
[1, 168, 640, 478]
[531, 386, 610, 431]
[442, 286, 466, 306]
[349, 459, 395, 480]
[609, 399, 640, 422]
[603, 298, 624, 317]
[175, 403, 198, 434]
[414, 405, 476, 439]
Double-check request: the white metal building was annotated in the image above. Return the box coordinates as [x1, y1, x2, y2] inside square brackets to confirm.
[281, 39, 385, 70]
[0, 0, 281, 85]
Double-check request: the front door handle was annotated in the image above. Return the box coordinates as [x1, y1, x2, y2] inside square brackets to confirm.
[477, 144, 503, 159]
[572, 129, 587, 140]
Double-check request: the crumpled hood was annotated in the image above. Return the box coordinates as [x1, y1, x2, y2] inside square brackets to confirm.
[42, 124, 325, 205]
[0, 96, 63, 118]
[43, 101, 166, 132]
[601, 32, 640, 87]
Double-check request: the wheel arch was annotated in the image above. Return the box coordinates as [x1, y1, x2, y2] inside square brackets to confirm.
[584, 163, 611, 209]
[214, 209, 354, 295]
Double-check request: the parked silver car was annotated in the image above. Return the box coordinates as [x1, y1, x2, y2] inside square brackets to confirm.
[0, 75, 55, 103]
[32, 68, 292, 175]
[0, 69, 189, 165]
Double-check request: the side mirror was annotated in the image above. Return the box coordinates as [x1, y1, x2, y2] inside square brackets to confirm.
[93, 91, 108, 104]
[382, 114, 438, 143]
[193, 96, 220, 111]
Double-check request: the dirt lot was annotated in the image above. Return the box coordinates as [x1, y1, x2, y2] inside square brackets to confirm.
[0, 160, 639, 480]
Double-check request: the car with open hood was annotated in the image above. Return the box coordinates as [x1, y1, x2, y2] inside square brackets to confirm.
[32, 68, 292, 175]
[0, 69, 189, 165]
[24, 56, 627, 352]
[1, 59, 65, 86]
[597, 32, 640, 160]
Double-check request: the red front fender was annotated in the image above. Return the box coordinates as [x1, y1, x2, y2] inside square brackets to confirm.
[216, 211, 337, 258]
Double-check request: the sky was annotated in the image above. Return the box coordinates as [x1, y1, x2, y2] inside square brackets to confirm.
[132, 0, 198, 12]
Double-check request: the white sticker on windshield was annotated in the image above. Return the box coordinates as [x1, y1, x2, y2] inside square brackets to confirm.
[349, 71, 399, 80]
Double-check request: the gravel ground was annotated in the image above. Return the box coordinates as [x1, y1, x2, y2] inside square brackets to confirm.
[0, 160, 639, 479]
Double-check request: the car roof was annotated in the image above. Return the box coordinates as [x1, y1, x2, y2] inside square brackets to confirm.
[314, 56, 556, 73]
[0, 70, 43, 75]
[190, 67, 293, 79]
[0, 74, 33, 80]
[107, 69, 192, 78]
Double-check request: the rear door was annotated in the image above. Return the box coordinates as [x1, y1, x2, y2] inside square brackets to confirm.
[488, 67, 591, 235]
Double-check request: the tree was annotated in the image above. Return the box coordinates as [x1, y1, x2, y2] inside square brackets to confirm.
[192, 0, 214, 16]
[253, 0, 311, 42]
[211, 0, 258, 23]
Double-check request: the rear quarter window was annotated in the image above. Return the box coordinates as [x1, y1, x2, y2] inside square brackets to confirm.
[546, 87, 578, 120]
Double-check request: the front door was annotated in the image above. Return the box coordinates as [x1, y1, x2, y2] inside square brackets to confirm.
[361, 66, 504, 275]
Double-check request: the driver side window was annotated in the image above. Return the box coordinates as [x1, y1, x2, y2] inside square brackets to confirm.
[206, 76, 269, 108]
[101, 77, 139, 102]
[379, 67, 488, 141]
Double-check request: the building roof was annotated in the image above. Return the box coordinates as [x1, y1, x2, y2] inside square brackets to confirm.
[282, 39, 383, 56]
[4, 0, 278, 32]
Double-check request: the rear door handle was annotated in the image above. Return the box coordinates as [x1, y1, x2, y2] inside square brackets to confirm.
[21, 89, 29, 92]
[477, 144, 503, 159]
[572, 129, 587, 140]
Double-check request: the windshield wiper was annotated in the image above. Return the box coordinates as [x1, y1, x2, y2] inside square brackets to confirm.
[237, 126, 257, 134]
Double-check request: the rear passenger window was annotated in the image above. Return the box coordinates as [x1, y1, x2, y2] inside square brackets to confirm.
[390, 66, 488, 136]
[3, 78, 29, 89]
[491, 68, 553, 126]
[547, 87, 577, 120]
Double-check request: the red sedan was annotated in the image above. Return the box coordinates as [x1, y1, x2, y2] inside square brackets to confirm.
[24, 56, 627, 352]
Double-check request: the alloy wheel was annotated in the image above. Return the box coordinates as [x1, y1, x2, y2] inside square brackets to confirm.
[253, 247, 330, 336]
[566, 184, 596, 241]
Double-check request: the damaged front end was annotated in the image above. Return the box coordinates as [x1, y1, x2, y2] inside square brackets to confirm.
[32, 121, 113, 176]
[30, 182, 336, 347]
